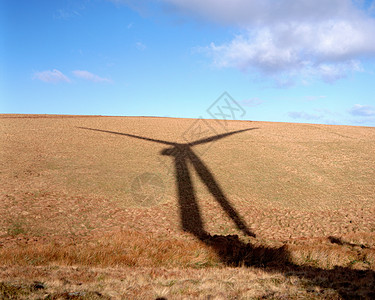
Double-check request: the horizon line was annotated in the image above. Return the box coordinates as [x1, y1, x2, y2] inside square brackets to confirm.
[0, 113, 374, 128]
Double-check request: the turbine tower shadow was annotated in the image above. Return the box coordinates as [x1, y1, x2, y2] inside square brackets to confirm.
[78, 126, 258, 239]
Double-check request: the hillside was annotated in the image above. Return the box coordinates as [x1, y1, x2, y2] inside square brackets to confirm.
[1, 114, 375, 299]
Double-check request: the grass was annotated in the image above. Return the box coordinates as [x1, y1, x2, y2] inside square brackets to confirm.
[0, 281, 108, 299]
[1, 231, 374, 270]
[7, 220, 27, 236]
[0, 114, 375, 298]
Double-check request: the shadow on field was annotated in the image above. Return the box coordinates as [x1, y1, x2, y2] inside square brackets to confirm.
[78, 126, 258, 238]
[201, 234, 375, 299]
[78, 126, 375, 299]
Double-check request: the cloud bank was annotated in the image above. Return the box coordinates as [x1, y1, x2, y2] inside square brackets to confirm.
[123, 0, 375, 83]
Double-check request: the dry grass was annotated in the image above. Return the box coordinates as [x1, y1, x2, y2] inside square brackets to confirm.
[0, 231, 218, 269]
[0, 265, 340, 299]
[1, 114, 375, 298]
[1, 230, 373, 270]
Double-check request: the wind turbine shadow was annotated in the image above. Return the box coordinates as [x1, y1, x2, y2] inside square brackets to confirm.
[78, 126, 257, 238]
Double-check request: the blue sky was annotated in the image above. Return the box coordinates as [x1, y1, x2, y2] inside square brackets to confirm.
[1, 0, 375, 126]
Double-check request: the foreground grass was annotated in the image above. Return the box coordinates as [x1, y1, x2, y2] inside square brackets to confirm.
[1, 231, 375, 270]
[0, 265, 348, 299]
[1, 231, 375, 299]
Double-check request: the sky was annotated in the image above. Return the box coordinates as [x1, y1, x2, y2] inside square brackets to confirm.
[1, 0, 375, 126]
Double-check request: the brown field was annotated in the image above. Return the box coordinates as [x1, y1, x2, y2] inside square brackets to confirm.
[1, 114, 375, 299]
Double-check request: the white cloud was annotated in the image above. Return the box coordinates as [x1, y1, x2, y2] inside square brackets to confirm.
[147, 0, 375, 83]
[72, 70, 112, 83]
[54, 9, 81, 20]
[288, 111, 322, 121]
[33, 69, 70, 83]
[240, 98, 264, 107]
[315, 61, 363, 83]
[305, 95, 327, 101]
[349, 104, 375, 116]
[208, 18, 373, 82]
[136, 42, 146, 51]
[288, 110, 339, 124]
